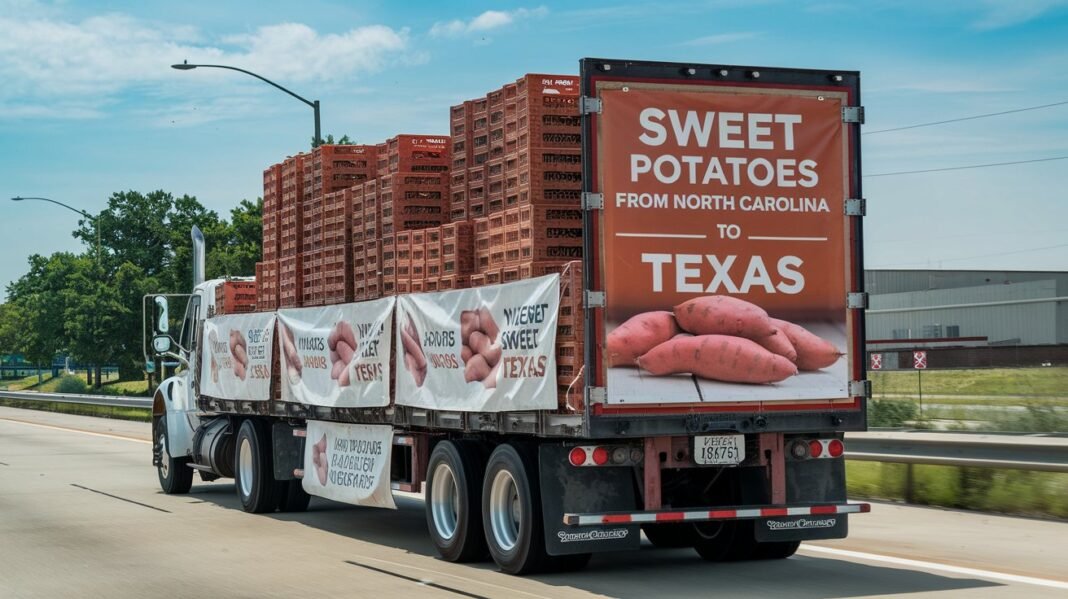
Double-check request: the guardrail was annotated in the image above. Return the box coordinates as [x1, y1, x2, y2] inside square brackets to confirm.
[2, 390, 1066, 475]
[0, 390, 152, 409]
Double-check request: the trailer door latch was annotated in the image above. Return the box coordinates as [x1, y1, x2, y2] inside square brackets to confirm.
[849, 380, 872, 398]
[582, 192, 604, 210]
[845, 198, 866, 216]
[581, 96, 602, 115]
[846, 292, 868, 309]
[585, 290, 606, 308]
[842, 106, 865, 124]
[586, 387, 606, 404]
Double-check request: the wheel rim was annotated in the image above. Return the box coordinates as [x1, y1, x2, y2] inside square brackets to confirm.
[430, 462, 460, 541]
[238, 437, 253, 498]
[489, 469, 521, 552]
[158, 433, 170, 478]
[694, 521, 727, 540]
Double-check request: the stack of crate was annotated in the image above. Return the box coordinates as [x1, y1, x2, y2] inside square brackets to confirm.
[215, 280, 258, 315]
[321, 188, 352, 304]
[279, 154, 306, 307]
[301, 180, 324, 306]
[555, 260, 584, 411]
[440, 222, 474, 289]
[257, 163, 282, 311]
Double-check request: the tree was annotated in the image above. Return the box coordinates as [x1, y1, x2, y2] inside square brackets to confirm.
[5, 252, 85, 369]
[208, 198, 262, 279]
[0, 303, 20, 355]
[312, 134, 354, 148]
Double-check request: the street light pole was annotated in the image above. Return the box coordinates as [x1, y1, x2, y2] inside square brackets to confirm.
[11, 196, 100, 262]
[171, 60, 322, 146]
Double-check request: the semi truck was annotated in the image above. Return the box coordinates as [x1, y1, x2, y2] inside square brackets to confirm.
[147, 58, 870, 574]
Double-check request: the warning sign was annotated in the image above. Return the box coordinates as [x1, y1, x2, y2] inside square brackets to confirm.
[870, 354, 882, 370]
[913, 351, 927, 370]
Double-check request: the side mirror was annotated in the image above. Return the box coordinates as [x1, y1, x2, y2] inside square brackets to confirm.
[154, 296, 169, 334]
[152, 334, 172, 354]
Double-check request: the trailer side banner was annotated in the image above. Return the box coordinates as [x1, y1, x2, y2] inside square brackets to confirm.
[302, 420, 396, 509]
[200, 312, 276, 401]
[594, 80, 852, 405]
[396, 275, 560, 412]
[277, 297, 395, 408]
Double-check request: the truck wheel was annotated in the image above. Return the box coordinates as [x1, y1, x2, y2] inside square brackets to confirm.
[234, 419, 284, 513]
[642, 523, 699, 548]
[723, 520, 759, 561]
[157, 418, 193, 494]
[482, 444, 551, 574]
[692, 520, 737, 561]
[754, 540, 801, 560]
[278, 480, 311, 513]
[425, 440, 487, 562]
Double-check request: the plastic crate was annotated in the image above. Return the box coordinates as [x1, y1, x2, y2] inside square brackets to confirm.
[385, 135, 451, 175]
[215, 280, 258, 315]
[278, 255, 302, 308]
[439, 274, 470, 290]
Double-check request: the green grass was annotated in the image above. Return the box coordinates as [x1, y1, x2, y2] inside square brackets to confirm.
[870, 367, 1068, 397]
[848, 461, 1068, 519]
[0, 397, 151, 422]
[99, 379, 150, 396]
[0, 372, 54, 390]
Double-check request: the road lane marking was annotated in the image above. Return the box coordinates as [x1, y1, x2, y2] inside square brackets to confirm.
[346, 561, 490, 599]
[350, 555, 552, 599]
[70, 483, 171, 513]
[0, 417, 151, 444]
[801, 544, 1068, 590]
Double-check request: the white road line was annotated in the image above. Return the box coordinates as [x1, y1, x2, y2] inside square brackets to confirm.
[615, 233, 708, 239]
[0, 417, 151, 444]
[801, 544, 1068, 591]
[748, 236, 828, 241]
[353, 555, 553, 599]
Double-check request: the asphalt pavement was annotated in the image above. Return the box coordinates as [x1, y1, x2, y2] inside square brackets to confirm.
[1, 406, 1066, 598]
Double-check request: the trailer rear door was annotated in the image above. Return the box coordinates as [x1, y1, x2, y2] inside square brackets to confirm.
[579, 59, 866, 419]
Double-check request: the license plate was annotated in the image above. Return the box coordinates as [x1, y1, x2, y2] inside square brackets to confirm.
[693, 435, 745, 466]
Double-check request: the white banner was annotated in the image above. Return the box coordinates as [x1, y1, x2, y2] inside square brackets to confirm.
[199, 312, 276, 401]
[302, 420, 395, 509]
[277, 298, 395, 408]
[396, 275, 560, 412]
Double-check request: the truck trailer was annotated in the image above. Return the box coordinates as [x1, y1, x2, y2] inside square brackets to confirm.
[148, 58, 870, 574]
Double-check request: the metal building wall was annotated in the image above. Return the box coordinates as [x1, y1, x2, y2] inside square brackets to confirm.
[865, 270, 1068, 295]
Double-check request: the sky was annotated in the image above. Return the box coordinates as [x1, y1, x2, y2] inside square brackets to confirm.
[2, 0, 1067, 295]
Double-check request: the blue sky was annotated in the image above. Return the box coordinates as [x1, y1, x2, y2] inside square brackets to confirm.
[2, 0, 1067, 294]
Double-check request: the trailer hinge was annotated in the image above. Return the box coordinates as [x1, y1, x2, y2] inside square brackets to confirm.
[849, 380, 872, 398]
[845, 197, 866, 216]
[846, 292, 869, 309]
[842, 106, 865, 124]
[581, 96, 602, 115]
[585, 290, 606, 308]
[582, 192, 604, 210]
[586, 387, 607, 404]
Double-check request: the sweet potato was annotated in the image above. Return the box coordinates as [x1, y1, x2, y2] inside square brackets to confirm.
[770, 318, 842, 371]
[464, 354, 491, 383]
[756, 328, 797, 363]
[483, 362, 500, 389]
[478, 306, 499, 343]
[480, 343, 502, 366]
[606, 311, 680, 367]
[468, 331, 490, 356]
[460, 345, 473, 364]
[674, 296, 774, 340]
[638, 334, 796, 384]
[336, 339, 355, 365]
[460, 310, 480, 343]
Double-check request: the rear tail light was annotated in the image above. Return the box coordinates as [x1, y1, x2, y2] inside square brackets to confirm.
[828, 439, 844, 457]
[791, 438, 844, 460]
[568, 447, 587, 466]
[592, 447, 610, 466]
[808, 439, 823, 458]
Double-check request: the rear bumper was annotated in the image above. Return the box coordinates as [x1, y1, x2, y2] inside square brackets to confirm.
[563, 501, 869, 526]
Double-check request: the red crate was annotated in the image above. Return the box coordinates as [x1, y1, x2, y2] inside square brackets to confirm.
[278, 255, 302, 307]
[515, 74, 580, 114]
[301, 191, 323, 254]
[519, 204, 584, 262]
[280, 154, 307, 257]
[301, 249, 324, 306]
[255, 260, 279, 311]
[424, 277, 439, 292]
[469, 274, 485, 287]
[441, 222, 474, 275]
[385, 134, 451, 175]
[439, 274, 470, 290]
[215, 280, 257, 315]
[312, 144, 377, 199]
[482, 268, 502, 285]
[322, 188, 352, 248]
[375, 141, 389, 177]
[263, 164, 283, 263]
[321, 243, 351, 305]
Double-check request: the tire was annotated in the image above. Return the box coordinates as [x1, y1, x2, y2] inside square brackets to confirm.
[157, 418, 193, 494]
[234, 419, 284, 513]
[723, 520, 759, 561]
[753, 540, 801, 560]
[277, 479, 311, 513]
[643, 523, 699, 548]
[425, 440, 488, 562]
[692, 520, 737, 561]
[482, 444, 553, 575]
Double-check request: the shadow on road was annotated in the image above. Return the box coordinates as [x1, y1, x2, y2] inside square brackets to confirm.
[186, 481, 999, 598]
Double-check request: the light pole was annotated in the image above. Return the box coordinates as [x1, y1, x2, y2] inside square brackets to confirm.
[171, 60, 322, 146]
[11, 196, 101, 262]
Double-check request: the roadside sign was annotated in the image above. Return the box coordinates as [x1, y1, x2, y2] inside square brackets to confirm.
[870, 354, 882, 370]
[913, 351, 927, 370]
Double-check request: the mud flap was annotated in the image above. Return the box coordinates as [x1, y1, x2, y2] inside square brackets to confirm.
[539, 444, 640, 556]
[272, 422, 303, 481]
[755, 514, 848, 542]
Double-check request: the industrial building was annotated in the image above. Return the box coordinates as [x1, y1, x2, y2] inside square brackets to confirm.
[864, 270, 1068, 369]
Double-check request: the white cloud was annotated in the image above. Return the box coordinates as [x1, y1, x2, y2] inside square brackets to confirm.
[0, 9, 411, 119]
[430, 6, 547, 38]
[682, 32, 760, 46]
[971, 0, 1068, 30]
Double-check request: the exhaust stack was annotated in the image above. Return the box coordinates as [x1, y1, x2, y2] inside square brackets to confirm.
[191, 226, 205, 287]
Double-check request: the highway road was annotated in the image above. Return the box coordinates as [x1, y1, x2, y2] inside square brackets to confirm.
[1, 406, 1066, 598]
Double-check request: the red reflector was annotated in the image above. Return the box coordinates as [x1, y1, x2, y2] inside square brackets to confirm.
[762, 507, 789, 517]
[811, 505, 838, 515]
[602, 514, 632, 524]
[592, 447, 610, 465]
[655, 512, 686, 522]
[828, 439, 844, 457]
[809, 440, 823, 458]
[569, 447, 587, 466]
